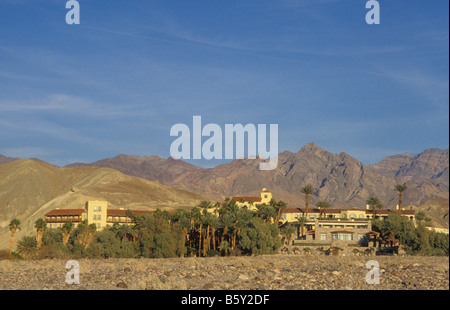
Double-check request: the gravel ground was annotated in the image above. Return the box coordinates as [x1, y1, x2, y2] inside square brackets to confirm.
[0, 255, 448, 290]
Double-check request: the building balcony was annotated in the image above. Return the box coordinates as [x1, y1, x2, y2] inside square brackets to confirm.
[45, 217, 82, 223]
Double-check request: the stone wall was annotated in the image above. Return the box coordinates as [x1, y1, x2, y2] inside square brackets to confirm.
[280, 238, 375, 257]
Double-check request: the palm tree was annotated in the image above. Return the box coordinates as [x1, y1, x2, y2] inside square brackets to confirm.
[199, 200, 212, 210]
[276, 200, 288, 227]
[281, 224, 296, 246]
[34, 218, 47, 248]
[9, 218, 21, 255]
[395, 184, 407, 210]
[76, 220, 97, 249]
[296, 216, 308, 239]
[219, 213, 235, 255]
[301, 185, 315, 220]
[61, 221, 74, 246]
[316, 201, 330, 220]
[116, 224, 134, 241]
[366, 197, 383, 219]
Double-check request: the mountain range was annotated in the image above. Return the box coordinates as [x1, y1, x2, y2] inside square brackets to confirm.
[66, 143, 449, 209]
[0, 143, 448, 249]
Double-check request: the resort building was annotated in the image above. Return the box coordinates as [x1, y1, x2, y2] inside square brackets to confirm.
[305, 219, 372, 244]
[45, 201, 160, 230]
[280, 205, 415, 245]
[280, 205, 415, 222]
[232, 188, 273, 211]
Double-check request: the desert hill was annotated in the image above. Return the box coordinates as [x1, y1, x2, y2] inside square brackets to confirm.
[0, 155, 18, 166]
[0, 159, 204, 250]
[370, 148, 449, 192]
[412, 197, 449, 229]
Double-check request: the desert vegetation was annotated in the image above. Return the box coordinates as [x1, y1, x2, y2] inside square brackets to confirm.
[371, 211, 449, 256]
[3, 194, 448, 260]
[4, 199, 285, 260]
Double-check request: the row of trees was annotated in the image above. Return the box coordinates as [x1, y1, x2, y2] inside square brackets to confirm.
[372, 211, 448, 256]
[7, 199, 290, 259]
[300, 183, 409, 217]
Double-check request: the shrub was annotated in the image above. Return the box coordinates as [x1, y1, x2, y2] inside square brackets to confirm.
[16, 236, 37, 259]
[238, 218, 282, 255]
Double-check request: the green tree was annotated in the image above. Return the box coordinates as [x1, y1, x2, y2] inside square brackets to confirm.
[239, 218, 282, 255]
[17, 236, 37, 259]
[9, 218, 21, 255]
[255, 203, 277, 222]
[115, 224, 134, 242]
[296, 216, 308, 239]
[61, 221, 74, 246]
[88, 230, 121, 258]
[366, 197, 383, 218]
[301, 185, 315, 220]
[198, 200, 213, 210]
[74, 220, 97, 249]
[316, 201, 330, 220]
[134, 213, 186, 258]
[415, 211, 432, 226]
[280, 223, 296, 246]
[34, 218, 47, 248]
[395, 184, 408, 209]
[275, 200, 288, 227]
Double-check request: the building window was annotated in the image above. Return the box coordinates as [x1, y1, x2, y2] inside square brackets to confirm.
[331, 233, 353, 241]
[320, 233, 327, 241]
[264, 195, 268, 198]
[350, 214, 356, 219]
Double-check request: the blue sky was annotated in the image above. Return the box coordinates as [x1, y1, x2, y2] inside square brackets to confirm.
[0, 0, 448, 167]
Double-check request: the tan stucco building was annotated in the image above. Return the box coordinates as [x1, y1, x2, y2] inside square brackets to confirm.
[45, 201, 156, 230]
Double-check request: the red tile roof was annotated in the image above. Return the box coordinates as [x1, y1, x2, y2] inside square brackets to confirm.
[45, 209, 85, 216]
[107, 209, 151, 216]
[45, 208, 176, 218]
[282, 207, 415, 215]
[283, 208, 303, 213]
[232, 196, 262, 203]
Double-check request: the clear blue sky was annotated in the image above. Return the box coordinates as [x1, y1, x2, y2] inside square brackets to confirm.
[0, 0, 448, 167]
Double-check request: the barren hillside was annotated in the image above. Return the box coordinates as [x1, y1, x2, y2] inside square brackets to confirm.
[0, 159, 204, 250]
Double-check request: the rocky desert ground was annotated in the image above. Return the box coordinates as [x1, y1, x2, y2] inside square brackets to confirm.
[0, 255, 448, 290]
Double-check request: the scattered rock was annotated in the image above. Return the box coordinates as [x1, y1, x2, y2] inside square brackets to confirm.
[238, 274, 250, 281]
[116, 282, 128, 289]
[0, 256, 447, 290]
